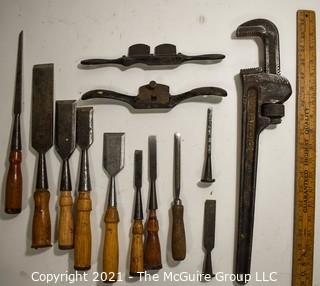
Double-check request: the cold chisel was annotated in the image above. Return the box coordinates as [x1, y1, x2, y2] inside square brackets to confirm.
[74, 107, 93, 270]
[144, 136, 162, 270]
[55, 100, 76, 249]
[202, 200, 216, 279]
[31, 64, 54, 248]
[102, 133, 125, 282]
[130, 150, 145, 276]
[5, 31, 23, 214]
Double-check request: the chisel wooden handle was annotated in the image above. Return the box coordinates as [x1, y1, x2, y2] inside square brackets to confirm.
[5, 150, 22, 214]
[58, 191, 74, 249]
[103, 206, 119, 282]
[144, 210, 162, 270]
[74, 192, 92, 270]
[172, 204, 186, 260]
[130, 219, 144, 276]
[31, 190, 51, 248]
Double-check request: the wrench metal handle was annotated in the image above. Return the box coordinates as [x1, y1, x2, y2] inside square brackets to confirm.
[236, 88, 261, 283]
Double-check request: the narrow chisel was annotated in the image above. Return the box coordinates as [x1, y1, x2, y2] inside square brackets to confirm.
[102, 133, 125, 282]
[31, 63, 54, 248]
[144, 136, 162, 270]
[130, 150, 145, 276]
[203, 200, 216, 278]
[55, 100, 76, 249]
[74, 107, 93, 270]
[5, 31, 23, 214]
[171, 133, 186, 261]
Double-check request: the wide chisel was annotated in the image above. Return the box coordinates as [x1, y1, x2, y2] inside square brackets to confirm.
[202, 200, 216, 279]
[55, 100, 76, 249]
[31, 64, 54, 248]
[5, 31, 23, 214]
[130, 150, 144, 276]
[144, 136, 162, 270]
[171, 133, 186, 261]
[102, 133, 125, 282]
[74, 107, 93, 270]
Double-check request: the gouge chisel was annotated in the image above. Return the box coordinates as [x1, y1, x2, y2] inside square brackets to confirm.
[5, 31, 23, 214]
[171, 133, 186, 261]
[55, 100, 76, 249]
[102, 133, 125, 282]
[74, 107, 93, 270]
[130, 150, 144, 276]
[31, 63, 54, 249]
[144, 136, 162, 270]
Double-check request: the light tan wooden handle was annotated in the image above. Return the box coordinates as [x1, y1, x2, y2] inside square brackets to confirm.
[74, 192, 92, 270]
[5, 150, 22, 214]
[58, 191, 74, 249]
[172, 204, 186, 260]
[144, 210, 162, 270]
[130, 219, 144, 276]
[32, 190, 51, 248]
[103, 206, 119, 282]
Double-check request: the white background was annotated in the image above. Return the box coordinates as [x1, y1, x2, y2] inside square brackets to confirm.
[0, 0, 319, 285]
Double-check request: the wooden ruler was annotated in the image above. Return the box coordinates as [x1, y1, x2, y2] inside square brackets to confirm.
[292, 10, 317, 286]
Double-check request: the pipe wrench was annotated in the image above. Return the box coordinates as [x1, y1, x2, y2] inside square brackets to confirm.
[235, 19, 292, 284]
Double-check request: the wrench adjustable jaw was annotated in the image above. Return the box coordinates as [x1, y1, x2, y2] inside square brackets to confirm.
[235, 19, 292, 285]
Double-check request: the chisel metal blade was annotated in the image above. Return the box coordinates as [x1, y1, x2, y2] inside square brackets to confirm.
[31, 64, 54, 153]
[204, 200, 216, 251]
[134, 150, 142, 189]
[174, 133, 181, 200]
[103, 133, 125, 176]
[14, 31, 23, 115]
[55, 100, 76, 159]
[149, 136, 157, 181]
[76, 107, 93, 149]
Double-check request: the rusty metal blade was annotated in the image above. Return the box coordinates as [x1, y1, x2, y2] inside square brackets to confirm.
[31, 64, 54, 153]
[134, 150, 142, 189]
[76, 107, 93, 149]
[203, 200, 216, 251]
[149, 136, 157, 181]
[14, 31, 23, 115]
[174, 133, 181, 200]
[55, 100, 76, 159]
[103, 133, 125, 176]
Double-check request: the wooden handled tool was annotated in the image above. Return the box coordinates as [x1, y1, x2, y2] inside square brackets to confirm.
[292, 10, 317, 286]
[5, 31, 23, 214]
[203, 200, 216, 278]
[102, 133, 125, 282]
[74, 107, 94, 270]
[130, 150, 144, 276]
[55, 100, 76, 249]
[144, 136, 162, 270]
[171, 133, 186, 261]
[31, 64, 54, 248]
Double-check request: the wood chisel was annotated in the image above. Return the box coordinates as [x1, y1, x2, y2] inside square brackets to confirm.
[5, 31, 23, 214]
[292, 10, 317, 286]
[55, 100, 76, 249]
[74, 107, 94, 270]
[171, 133, 186, 261]
[130, 150, 145, 276]
[31, 63, 54, 249]
[102, 133, 125, 282]
[144, 135, 162, 270]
